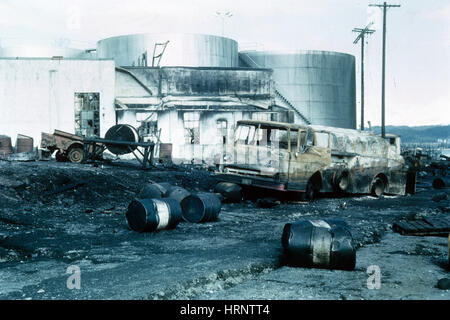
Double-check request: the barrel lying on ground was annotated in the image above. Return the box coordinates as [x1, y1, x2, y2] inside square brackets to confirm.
[281, 218, 356, 270]
[126, 198, 182, 232]
[433, 176, 449, 189]
[167, 186, 191, 204]
[181, 193, 222, 223]
[214, 182, 242, 203]
[153, 182, 173, 197]
[138, 184, 163, 199]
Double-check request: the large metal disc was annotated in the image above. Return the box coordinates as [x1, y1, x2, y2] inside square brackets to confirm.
[104, 124, 139, 155]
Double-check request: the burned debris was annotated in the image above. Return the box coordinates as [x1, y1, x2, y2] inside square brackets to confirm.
[215, 120, 416, 199]
[0, 19, 448, 301]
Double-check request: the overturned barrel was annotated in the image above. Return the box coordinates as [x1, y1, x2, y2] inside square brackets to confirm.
[214, 182, 242, 203]
[138, 183, 163, 199]
[126, 198, 182, 232]
[181, 193, 222, 223]
[16, 134, 34, 153]
[167, 186, 191, 204]
[433, 176, 449, 189]
[153, 182, 173, 197]
[281, 218, 356, 270]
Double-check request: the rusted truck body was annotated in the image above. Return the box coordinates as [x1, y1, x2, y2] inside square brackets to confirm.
[215, 120, 412, 199]
[40, 130, 85, 163]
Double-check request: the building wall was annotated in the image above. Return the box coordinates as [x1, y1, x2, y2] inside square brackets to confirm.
[116, 108, 279, 164]
[119, 66, 274, 100]
[0, 58, 116, 145]
[113, 66, 278, 164]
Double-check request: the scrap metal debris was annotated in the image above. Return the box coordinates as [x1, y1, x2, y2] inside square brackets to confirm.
[393, 216, 450, 236]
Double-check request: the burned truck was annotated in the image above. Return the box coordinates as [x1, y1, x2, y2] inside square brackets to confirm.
[215, 120, 413, 200]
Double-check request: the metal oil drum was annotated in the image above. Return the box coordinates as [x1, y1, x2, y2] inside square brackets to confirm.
[0, 135, 13, 157]
[126, 198, 182, 232]
[281, 218, 356, 270]
[180, 193, 222, 223]
[16, 134, 34, 153]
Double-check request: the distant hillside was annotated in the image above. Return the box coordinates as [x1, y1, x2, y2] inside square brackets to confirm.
[371, 125, 450, 143]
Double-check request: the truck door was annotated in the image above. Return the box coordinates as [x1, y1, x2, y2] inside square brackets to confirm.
[288, 129, 330, 190]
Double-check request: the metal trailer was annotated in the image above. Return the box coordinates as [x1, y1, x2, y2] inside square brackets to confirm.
[41, 128, 155, 168]
[83, 137, 155, 169]
[40, 130, 86, 163]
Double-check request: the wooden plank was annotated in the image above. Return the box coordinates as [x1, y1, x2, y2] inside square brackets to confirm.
[424, 217, 450, 231]
[394, 217, 450, 236]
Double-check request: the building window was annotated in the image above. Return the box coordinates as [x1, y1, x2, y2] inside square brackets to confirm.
[217, 119, 228, 144]
[74, 93, 100, 137]
[184, 112, 200, 144]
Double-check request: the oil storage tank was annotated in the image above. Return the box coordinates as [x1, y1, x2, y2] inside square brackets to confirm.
[0, 45, 89, 59]
[239, 50, 356, 129]
[97, 33, 238, 67]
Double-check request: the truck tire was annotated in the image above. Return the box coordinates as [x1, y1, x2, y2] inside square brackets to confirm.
[55, 151, 67, 162]
[371, 178, 385, 197]
[68, 147, 84, 163]
[334, 171, 349, 192]
[303, 181, 317, 201]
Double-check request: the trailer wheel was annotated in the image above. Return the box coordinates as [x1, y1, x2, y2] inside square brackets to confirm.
[68, 147, 84, 163]
[55, 151, 67, 162]
[371, 178, 385, 197]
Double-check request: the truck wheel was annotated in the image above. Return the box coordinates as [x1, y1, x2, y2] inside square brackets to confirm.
[335, 171, 349, 192]
[303, 181, 317, 201]
[55, 151, 67, 162]
[68, 147, 84, 163]
[371, 178, 385, 197]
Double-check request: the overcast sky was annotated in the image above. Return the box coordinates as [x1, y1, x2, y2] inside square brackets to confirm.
[0, 0, 448, 127]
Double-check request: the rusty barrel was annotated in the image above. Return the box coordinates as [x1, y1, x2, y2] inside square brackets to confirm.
[181, 193, 222, 223]
[0, 135, 13, 157]
[281, 218, 356, 270]
[159, 143, 173, 164]
[138, 184, 163, 199]
[16, 134, 34, 153]
[126, 198, 182, 232]
[214, 182, 242, 203]
[167, 186, 191, 204]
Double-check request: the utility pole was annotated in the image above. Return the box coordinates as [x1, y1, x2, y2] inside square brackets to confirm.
[353, 24, 375, 131]
[215, 11, 233, 37]
[369, 2, 400, 138]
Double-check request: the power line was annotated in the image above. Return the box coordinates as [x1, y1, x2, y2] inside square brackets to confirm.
[369, 2, 401, 138]
[353, 23, 375, 131]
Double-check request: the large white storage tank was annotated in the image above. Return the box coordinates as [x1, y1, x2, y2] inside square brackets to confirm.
[240, 50, 356, 129]
[97, 33, 238, 67]
[0, 45, 90, 59]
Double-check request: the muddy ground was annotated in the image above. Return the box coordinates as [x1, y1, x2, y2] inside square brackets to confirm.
[0, 159, 449, 300]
